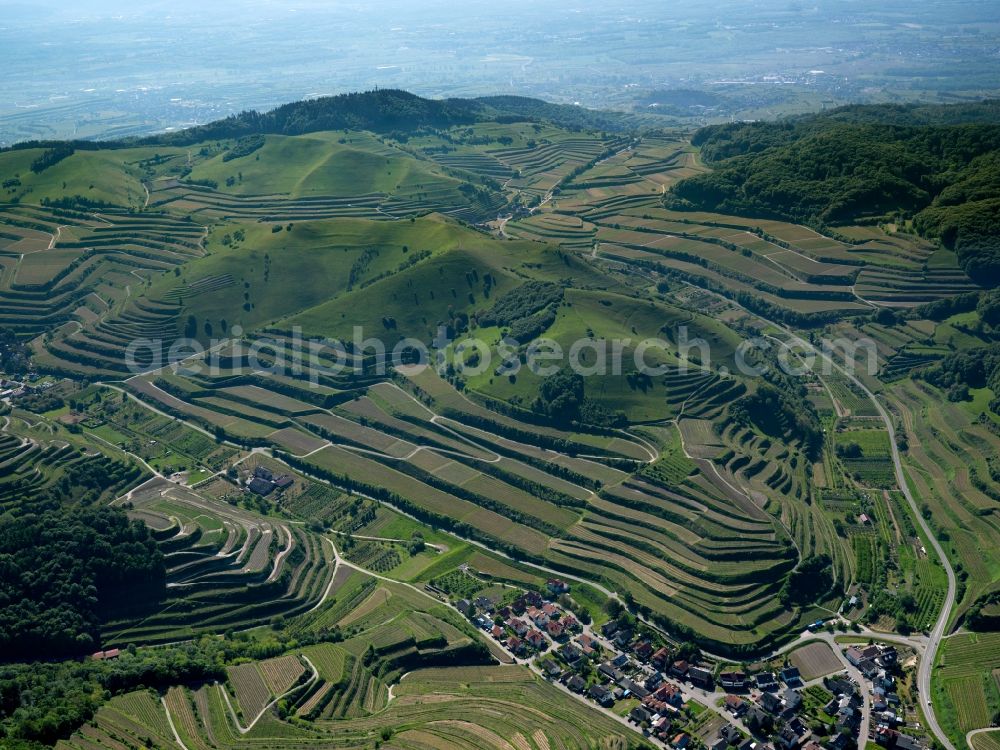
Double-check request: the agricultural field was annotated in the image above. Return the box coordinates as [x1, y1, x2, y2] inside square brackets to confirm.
[935, 632, 1000, 739]
[889, 379, 1000, 624]
[0, 400, 150, 516]
[834, 424, 896, 489]
[787, 641, 843, 681]
[973, 732, 1000, 750]
[54, 547, 636, 750]
[101, 477, 336, 646]
[60, 664, 639, 750]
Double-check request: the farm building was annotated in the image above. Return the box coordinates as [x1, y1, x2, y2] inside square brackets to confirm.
[248, 476, 274, 495]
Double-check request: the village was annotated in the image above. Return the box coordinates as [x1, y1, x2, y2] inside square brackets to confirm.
[449, 578, 930, 750]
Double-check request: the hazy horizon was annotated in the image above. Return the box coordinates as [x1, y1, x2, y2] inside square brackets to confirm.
[2, 0, 999, 144]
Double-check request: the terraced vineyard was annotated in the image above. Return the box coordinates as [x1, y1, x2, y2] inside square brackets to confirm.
[59, 664, 637, 750]
[0, 204, 204, 341]
[101, 479, 336, 645]
[0, 411, 148, 513]
[935, 632, 1000, 739]
[5, 92, 1000, 750]
[93, 333, 814, 649]
[52, 551, 634, 750]
[4, 120, 978, 655]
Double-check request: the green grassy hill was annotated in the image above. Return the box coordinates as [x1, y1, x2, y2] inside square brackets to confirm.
[281, 223, 608, 344]
[151, 215, 479, 339]
[186, 132, 469, 200]
[0, 146, 157, 207]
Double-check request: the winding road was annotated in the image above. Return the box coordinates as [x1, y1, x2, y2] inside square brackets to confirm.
[967, 728, 1000, 750]
[773, 330, 957, 750]
[653, 276, 959, 749]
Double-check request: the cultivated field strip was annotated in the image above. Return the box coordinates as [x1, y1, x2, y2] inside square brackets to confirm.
[102, 483, 335, 645]
[115, 347, 809, 646]
[0, 204, 202, 339]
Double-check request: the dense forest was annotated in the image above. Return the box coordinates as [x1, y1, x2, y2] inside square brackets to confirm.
[0, 638, 226, 746]
[920, 342, 1000, 408]
[668, 101, 1000, 285]
[778, 554, 836, 607]
[0, 507, 165, 661]
[0, 327, 29, 374]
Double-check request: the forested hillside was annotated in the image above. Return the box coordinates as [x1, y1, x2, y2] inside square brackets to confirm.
[0, 507, 164, 659]
[668, 101, 1000, 285]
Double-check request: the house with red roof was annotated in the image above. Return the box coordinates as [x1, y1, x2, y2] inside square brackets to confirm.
[508, 618, 529, 636]
[525, 630, 547, 650]
[653, 682, 684, 707]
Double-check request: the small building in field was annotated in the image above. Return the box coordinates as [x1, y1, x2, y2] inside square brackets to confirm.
[547, 578, 570, 594]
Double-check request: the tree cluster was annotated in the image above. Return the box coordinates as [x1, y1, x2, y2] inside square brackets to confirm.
[779, 554, 835, 607]
[0, 328, 30, 375]
[729, 382, 823, 459]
